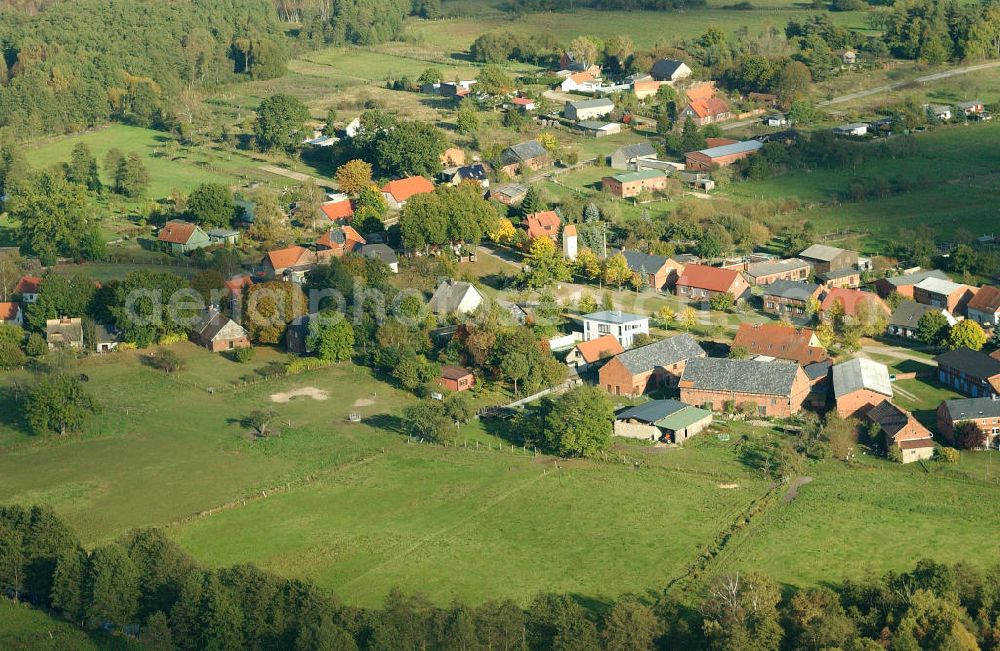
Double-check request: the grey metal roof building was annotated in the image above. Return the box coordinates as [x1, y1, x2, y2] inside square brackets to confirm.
[881, 269, 949, 288]
[501, 140, 546, 165]
[615, 399, 690, 424]
[831, 358, 892, 399]
[693, 140, 763, 158]
[680, 357, 800, 396]
[799, 244, 848, 262]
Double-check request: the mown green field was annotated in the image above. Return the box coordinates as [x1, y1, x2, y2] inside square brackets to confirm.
[23, 125, 273, 199]
[3, 341, 1000, 608]
[423, 0, 872, 52]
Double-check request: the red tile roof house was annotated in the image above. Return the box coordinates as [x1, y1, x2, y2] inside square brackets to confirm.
[732, 323, 828, 367]
[0, 302, 23, 326]
[818, 288, 889, 324]
[381, 176, 435, 211]
[966, 285, 1000, 328]
[320, 199, 354, 223]
[565, 334, 624, 372]
[157, 220, 212, 254]
[438, 365, 475, 392]
[866, 400, 935, 463]
[675, 264, 750, 301]
[261, 245, 320, 282]
[679, 97, 731, 126]
[679, 357, 811, 418]
[599, 333, 706, 397]
[831, 357, 893, 418]
[523, 211, 561, 241]
[316, 225, 366, 258]
[14, 276, 42, 303]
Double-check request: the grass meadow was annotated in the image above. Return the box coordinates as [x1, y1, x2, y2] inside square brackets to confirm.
[0, 600, 110, 650]
[3, 343, 1000, 607]
[23, 125, 273, 199]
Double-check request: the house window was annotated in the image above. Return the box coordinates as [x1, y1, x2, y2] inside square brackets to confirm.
[758, 405, 766, 416]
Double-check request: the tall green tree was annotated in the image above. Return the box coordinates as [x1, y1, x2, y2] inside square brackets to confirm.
[306, 312, 355, 362]
[11, 171, 98, 265]
[65, 143, 102, 191]
[254, 94, 310, 151]
[85, 543, 141, 630]
[24, 374, 97, 436]
[187, 183, 236, 228]
[542, 385, 612, 457]
[114, 153, 150, 198]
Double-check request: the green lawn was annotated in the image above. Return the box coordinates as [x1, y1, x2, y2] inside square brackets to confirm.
[726, 120, 1000, 248]
[0, 601, 114, 651]
[24, 125, 273, 199]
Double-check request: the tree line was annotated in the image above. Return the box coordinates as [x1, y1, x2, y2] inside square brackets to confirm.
[2, 504, 1000, 649]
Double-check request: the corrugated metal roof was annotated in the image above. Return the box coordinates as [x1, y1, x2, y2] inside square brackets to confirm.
[694, 140, 762, 158]
[832, 358, 892, 399]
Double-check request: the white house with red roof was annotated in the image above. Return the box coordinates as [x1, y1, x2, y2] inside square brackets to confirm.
[0, 302, 22, 326]
[14, 276, 42, 303]
[524, 211, 561, 241]
[320, 199, 354, 223]
[675, 264, 750, 301]
[381, 176, 435, 210]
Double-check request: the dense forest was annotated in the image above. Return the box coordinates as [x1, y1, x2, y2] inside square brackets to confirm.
[0, 0, 286, 137]
[2, 504, 999, 650]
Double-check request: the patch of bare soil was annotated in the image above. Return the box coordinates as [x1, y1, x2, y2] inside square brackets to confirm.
[717, 483, 739, 489]
[270, 387, 329, 403]
[352, 398, 375, 407]
[783, 476, 814, 503]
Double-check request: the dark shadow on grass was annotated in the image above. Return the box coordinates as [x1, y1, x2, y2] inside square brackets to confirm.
[364, 413, 406, 434]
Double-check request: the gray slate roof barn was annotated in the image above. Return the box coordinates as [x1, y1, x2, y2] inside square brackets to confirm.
[798, 244, 848, 262]
[680, 357, 800, 396]
[831, 358, 892, 399]
[501, 140, 547, 166]
[616, 143, 656, 160]
[616, 250, 670, 274]
[934, 347, 1000, 381]
[614, 333, 706, 375]
[942, 397, 1000, 422]
[651, 59, 688, 80]
[762, 280, 820, 302]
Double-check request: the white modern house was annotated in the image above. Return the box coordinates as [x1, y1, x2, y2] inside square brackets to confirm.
[582, 310, 650, 348]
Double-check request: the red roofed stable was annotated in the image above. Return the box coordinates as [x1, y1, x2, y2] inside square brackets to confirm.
[524, 211, 561, 241]
[675, 264, 749, 301]
[438, 365, 475, 392]
[320, 200, 354, 222]
[381, 176, 435, 209]
[732, 323, 828, 366]
[820, 287, 889, 321]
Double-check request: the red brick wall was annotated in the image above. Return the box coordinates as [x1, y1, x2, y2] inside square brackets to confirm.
[835, 389, 889, 418]
[679, 386, 806, 418]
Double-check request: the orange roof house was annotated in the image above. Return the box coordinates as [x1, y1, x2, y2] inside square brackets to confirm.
[0, 301, 22, 325]
[320, 200, 354, 222]
[14, 276, 41, 296]
[157, 220, 211, 252]
[381, 176, 435, 209]
[316, 225, 366, 256]
[675, 264, 750, 301]
[262, 245, 318, 281]
[566, 334, 625, 370]
[732, 323, 828, 366]
[820, 287, 889, 321]
[224, 274, 253, 298]
[679, 97, 730, 125]
[524, 211, 561, 241]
